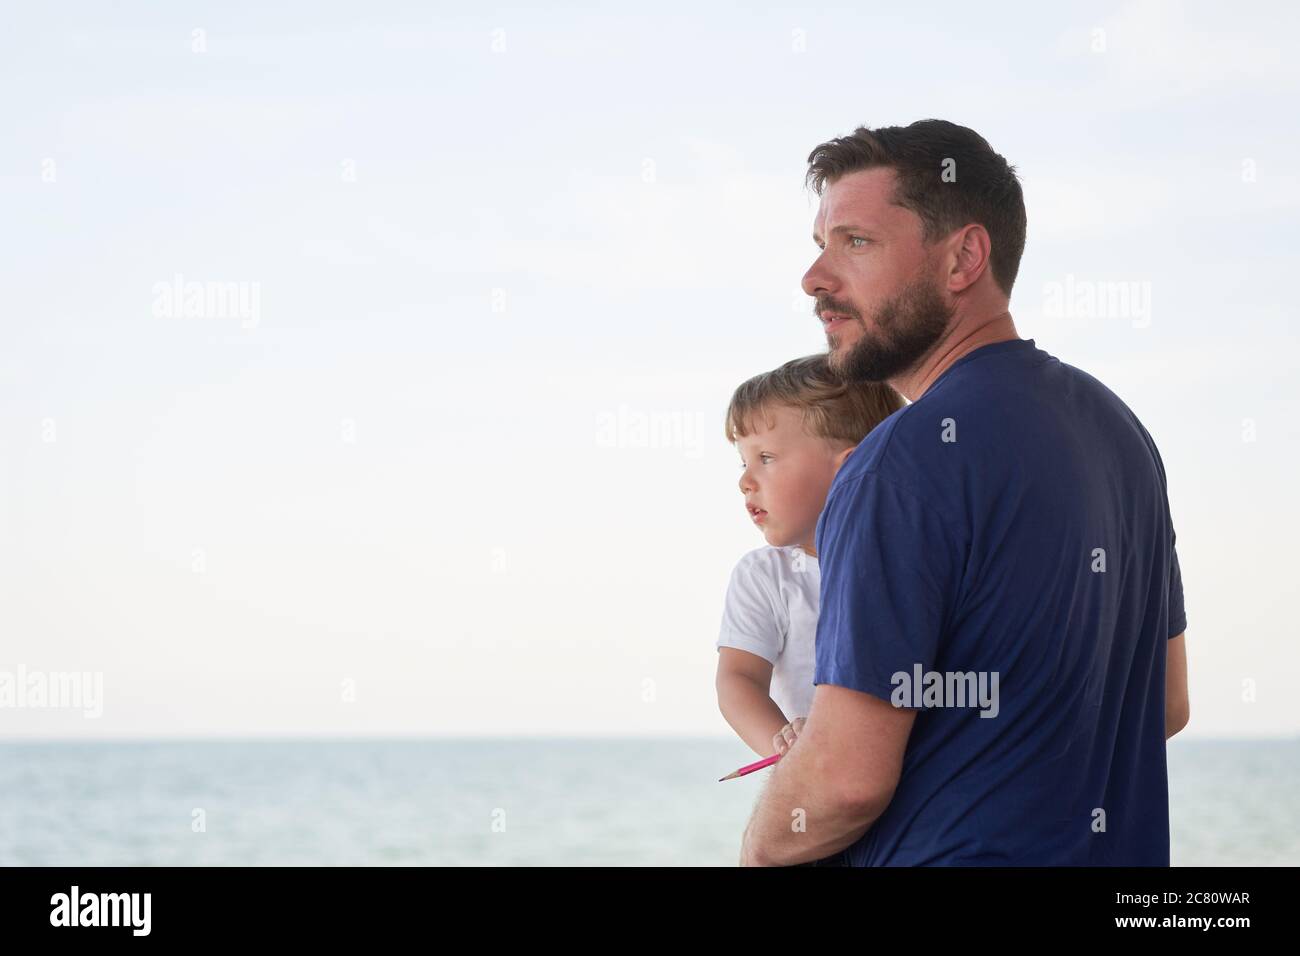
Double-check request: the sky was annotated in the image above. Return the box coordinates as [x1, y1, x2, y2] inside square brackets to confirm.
[1, 0, 1297, 739]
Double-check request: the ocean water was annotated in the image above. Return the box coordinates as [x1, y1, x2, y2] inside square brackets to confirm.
[0, 738, 1294, 866]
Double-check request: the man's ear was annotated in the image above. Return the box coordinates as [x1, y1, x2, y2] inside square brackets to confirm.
[947, 223, 992, 293]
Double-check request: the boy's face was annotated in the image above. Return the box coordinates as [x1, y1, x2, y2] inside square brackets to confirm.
[736, 404, 854, 554]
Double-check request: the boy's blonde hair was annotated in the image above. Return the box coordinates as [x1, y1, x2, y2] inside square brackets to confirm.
[724, 353, 905, 449]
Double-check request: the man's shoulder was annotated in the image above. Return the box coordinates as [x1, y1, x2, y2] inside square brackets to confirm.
[840, 346, 1136, 481]
[836, 398, 945, 489]
[829, 357, 1040, 513]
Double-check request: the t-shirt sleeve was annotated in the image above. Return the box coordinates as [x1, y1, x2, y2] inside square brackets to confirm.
[1168, 524, 1187, 639]
[814, 471, 963, 704]
[716, 556, 786, 665]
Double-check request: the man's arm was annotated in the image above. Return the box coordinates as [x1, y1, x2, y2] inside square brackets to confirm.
[1166, 632, 1188, 739]
[739, 682, 915, 866]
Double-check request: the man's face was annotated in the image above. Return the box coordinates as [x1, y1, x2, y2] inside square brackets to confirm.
[801, 167, 954, 382]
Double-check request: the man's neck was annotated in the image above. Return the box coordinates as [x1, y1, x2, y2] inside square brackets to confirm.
[889, 310, 1020, 402]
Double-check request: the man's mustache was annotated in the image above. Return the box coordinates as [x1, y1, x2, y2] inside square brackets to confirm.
[814, 297, 861, 322]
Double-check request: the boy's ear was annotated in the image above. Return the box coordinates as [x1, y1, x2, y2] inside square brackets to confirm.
[833, 444, 856, 470]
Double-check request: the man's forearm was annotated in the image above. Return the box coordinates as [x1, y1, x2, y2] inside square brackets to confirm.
[740, 739, 879, 866]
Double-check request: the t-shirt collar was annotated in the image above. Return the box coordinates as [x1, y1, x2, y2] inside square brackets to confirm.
[928, 337, 1036, 392]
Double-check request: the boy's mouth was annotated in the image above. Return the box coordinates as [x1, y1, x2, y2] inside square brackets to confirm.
[748, 505, 768, 524]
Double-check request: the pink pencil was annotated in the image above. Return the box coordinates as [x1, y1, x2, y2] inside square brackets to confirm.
[719, 752, 782, 781]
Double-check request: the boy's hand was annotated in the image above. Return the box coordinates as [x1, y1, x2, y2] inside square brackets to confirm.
[772, 717, 807, 756]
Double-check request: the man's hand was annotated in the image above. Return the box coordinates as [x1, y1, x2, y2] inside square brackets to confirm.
[772, 717, 806, 756]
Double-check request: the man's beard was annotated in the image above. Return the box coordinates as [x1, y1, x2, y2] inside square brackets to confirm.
[823, 270, 954, 383]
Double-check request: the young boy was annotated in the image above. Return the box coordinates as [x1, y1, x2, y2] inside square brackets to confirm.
[716, 353, 903, 759]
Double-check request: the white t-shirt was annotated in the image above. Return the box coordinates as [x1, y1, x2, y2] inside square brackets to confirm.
[716, 545, 820, 721]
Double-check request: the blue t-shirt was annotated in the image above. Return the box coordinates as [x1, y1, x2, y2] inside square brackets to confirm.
[813, 338, 1186, 866]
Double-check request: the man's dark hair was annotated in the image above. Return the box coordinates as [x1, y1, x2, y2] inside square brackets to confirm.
[805, 119, 1027, 296]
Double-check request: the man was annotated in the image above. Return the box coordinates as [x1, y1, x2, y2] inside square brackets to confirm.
[740, 119, 1189, 866]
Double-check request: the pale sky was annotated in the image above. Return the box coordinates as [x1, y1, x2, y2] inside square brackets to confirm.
[1, 1, 1297, 739]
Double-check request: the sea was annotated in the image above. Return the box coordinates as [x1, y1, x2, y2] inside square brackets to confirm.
[0, 737, 1294, 866]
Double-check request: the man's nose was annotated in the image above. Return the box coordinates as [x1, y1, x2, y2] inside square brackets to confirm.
[801, 253, 835, 299]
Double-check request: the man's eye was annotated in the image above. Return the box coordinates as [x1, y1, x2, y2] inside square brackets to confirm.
[850, 236, 869, 247]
